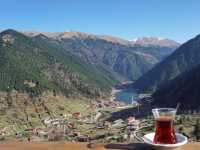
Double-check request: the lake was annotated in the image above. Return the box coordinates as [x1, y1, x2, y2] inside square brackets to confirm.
[115, 89, 139, 104]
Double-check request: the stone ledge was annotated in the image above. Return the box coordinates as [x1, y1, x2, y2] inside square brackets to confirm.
[0, 141, 199, 150]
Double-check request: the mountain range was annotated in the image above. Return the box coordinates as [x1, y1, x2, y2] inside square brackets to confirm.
[22, 31, 179, 80]
[133, 34, 200, 92]
[132, 37, 179, 48]
[23, 31, 179, 48]
[0, 29, 179, 99]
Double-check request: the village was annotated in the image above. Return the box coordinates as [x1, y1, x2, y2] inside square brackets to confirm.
[0, 99, 143, 143]
[1, 95, 200, 144]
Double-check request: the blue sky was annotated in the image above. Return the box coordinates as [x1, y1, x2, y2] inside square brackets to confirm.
[0, 0, 200, 43]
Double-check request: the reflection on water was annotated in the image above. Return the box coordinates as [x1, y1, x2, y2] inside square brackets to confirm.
[115, 89, 139, 104]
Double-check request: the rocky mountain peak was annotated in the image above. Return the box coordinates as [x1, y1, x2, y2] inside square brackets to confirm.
[131, 37, 180, 48]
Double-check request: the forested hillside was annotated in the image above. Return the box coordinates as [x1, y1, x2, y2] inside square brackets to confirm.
[153, 64, 200, 110]
[133, 34, 200, 92]
[0, 29, 118, 98]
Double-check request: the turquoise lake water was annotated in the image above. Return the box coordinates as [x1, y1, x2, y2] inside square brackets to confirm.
[115, 89, 139, 104]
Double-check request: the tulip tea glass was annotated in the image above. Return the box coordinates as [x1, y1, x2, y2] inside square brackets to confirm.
[152, 108, 177, 144]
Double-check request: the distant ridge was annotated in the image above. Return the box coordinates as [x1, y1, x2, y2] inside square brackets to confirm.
[131, 37, 180, 48]
[21, 30, 180, 48]
[22, 31, 133, 46]
[18, 30, 179, 81]
[133, 34, 200, 92]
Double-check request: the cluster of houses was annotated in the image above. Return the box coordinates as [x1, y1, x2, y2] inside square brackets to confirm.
[97, 116, 140, 142]
[0, 127, 8, 136]
[16, 110, 140, 142]
[1, 99, 141, 143]
[110, 117, 139, 131]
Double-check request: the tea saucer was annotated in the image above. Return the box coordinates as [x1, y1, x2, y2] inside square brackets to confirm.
[142, 132, 188, 150]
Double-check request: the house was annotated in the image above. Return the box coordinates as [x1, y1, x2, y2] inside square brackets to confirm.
[0, 127, 8, 136]
[44, 118, 64, 127]
[52, 121, 60, 126]
[67, 122, 75, 129]
[48, 128, 64, 141]
[94, 112, 102, 122]
[113, 119, 124, 124]
[64, 113, 72, 118]
[73, 131, 81, 137]
[126, 117, 140, 130]
[96, 122, 104, 129]
[44, 117, 52, 125]
[73, 112, 82, 119]
[112, 119, 126, 129]
[104, 121, 112, 130]
[24, 128, 35, 132]
[77, 135, 89, 142]
[24, 128, 35, 135]
[38, 130, 48, 138]
[127, 117, 136, 124]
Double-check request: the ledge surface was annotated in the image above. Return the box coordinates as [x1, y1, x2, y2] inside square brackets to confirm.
[0, 141, 199, 150]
